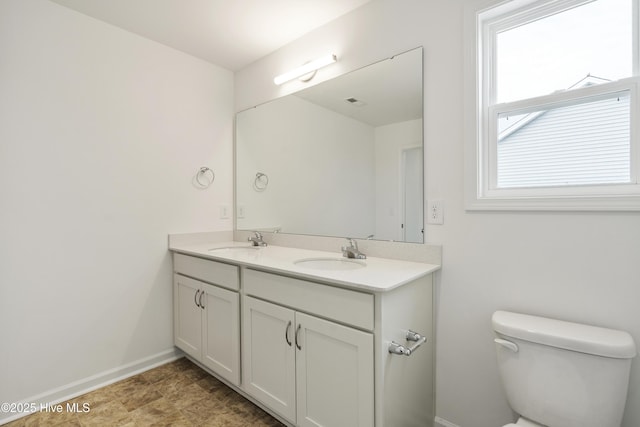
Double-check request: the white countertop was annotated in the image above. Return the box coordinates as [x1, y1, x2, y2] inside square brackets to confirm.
[169, 241, 440, 292]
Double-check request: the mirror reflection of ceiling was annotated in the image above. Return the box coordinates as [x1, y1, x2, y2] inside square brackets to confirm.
[294, 50, 423, 127]
[50, 0, 373, 70]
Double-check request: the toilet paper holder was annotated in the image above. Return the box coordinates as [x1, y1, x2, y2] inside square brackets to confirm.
[388, 330, 427, 356]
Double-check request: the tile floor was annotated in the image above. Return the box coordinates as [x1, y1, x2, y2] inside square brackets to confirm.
[5, 357, 284, 426]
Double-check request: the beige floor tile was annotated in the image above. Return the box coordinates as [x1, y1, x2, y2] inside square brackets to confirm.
[195, 374, 225, 392]
[66, 386, 117, 411]
[107, 375, 149, 398]
[75, 400, 130, 426]
[2, 416, 27, 427]
[23, 405, 80, 427]
[180, 364, 212, 382]
[166, 382, 210, 410]
[138, 362, 180, 384]
[179, 395, 234, 426]
[10, 358, 284, 427]
[118, 387, 162, 412]
[128, 397, 192, 427]
[153, 371, 194, 397]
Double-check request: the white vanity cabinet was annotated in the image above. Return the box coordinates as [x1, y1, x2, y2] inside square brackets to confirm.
[242, 296, 297, 421]
[241, 268, 377, 426]
[242, 295, 374, 427]
[171, 247, 436, 427]
[173, 254, 240, 386]
[240, 267, 434, 427]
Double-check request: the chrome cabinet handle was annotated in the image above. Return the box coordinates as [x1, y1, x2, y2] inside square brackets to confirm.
[295, 324, 302, 350]
[285, 321, 292, 346]
[199, 290, 205, 309]
[194, 290, 201, 308]
[388, 330, 427, 356]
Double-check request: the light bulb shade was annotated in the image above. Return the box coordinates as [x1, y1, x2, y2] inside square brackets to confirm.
[273, 54, 337, 85]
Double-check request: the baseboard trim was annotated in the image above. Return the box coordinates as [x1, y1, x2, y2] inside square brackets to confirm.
[0, 347, 183, 425]
[435, 415, 462, 427]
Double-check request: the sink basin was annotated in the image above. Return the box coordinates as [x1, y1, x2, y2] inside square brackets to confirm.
[293, 257, 366, 271]
[208, 246, 262, 254]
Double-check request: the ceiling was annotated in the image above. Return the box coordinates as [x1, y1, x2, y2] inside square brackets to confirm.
[294, 47, 422, 127]
[50, 0, 373, 71]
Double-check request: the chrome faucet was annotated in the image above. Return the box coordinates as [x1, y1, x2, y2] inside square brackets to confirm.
[341, 238, 366, 259]
[248, 231, 267, 247]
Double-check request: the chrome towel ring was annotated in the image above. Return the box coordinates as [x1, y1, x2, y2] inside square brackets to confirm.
[253, 172, 269, 191]
[196, 167, 215, 188]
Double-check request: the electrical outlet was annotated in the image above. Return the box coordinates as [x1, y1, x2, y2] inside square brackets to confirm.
[237, 205, 245, 219]
[219, 205, 230, 219]
[427, 199, 444, 224]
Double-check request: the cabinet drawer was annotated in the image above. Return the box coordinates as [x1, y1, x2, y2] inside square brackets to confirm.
[174, 253, 239, 291]
[244, 269, 373, 330]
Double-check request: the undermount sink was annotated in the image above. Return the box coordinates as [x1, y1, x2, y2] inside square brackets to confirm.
[208, 246, 262, 253]
[293, 257, 366, 271]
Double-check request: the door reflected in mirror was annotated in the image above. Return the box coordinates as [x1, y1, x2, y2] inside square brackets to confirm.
[236, 47, 423, 243]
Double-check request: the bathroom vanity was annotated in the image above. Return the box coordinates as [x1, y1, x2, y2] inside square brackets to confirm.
[169, 238, 439, 427]
[170, 46, 436, 426]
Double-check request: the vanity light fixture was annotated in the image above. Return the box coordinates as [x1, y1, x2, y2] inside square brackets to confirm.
[273, 54, 337, 85]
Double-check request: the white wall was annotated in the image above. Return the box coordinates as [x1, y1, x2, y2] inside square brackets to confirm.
[235, 1, 640, 426]
[236, 95, 375, 237]
[374, 119, 423, 241]
[0, 0, 233, 417]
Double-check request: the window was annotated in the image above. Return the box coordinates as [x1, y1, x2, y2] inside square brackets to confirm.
[465, 0, 640, 210]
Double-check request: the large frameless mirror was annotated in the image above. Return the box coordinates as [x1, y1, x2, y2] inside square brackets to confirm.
[235, 47, 423, 242]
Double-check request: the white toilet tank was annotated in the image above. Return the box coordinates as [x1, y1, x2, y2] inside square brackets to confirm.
[492, 311, 636, 427]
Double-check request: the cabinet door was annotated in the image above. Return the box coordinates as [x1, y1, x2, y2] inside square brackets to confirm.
[296, 312, 374, 427]
[173, 274, 202, 360]
[201, 284, 240, 386]
[242, 296, 296, 423]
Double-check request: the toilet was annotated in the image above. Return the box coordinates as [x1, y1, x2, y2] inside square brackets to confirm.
[492, 310, 636, 427]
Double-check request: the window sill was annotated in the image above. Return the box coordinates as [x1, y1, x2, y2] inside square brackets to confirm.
[465, 193, 640, 211]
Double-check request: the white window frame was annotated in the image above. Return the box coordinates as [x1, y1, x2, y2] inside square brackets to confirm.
[464, 0, 640, 210]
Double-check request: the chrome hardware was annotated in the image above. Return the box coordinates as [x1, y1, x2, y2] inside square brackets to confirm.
[253, 172, 269, 191]
[285, 321, 292, 346]
[195, 167, 215, 188]
[388, 330, 427, 356]
[406, 330, 422, 341]
[199, 291, 205, 309]
[248, 231, 267, 247]
[295, 324, 302, 350]
[341, 238, 366, 259]
[494, 338, 518, 353]
[194, 290, 201, 308]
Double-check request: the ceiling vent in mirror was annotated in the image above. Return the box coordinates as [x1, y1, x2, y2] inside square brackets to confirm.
[345, 97, 367, 107]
